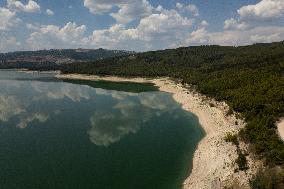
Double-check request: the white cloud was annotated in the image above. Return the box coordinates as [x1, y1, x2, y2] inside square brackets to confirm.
[137, 10, 194, 35]
[176, 2, 183, 9]
[238, 0, 284, 20]
[250, 32, 283, 43]
[84, 0, 114, 14]
[27, 22, 87, 50]
[26, 23, 40, 30]
[0, 7, 20, 31]
[110, 0, 153, 24]
[87, 24, 129, 49]
[87, 8, 194, 50]
[224, 18, 250, 30]
[187, 27, 209, 45]
[7, 0, 41, 13]
[200, 20, 209, 27]
[176, 2, 199, 16]
[22, 6, 195, 51]
[0, 36, 21, 52]
[224, 0, 284, 31]
[186, 26, 284, 46]
[46, 9, 54, 16]
[84, 0, 153, 23]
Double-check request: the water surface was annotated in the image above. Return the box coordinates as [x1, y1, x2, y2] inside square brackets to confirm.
[0, 70, 204, 189]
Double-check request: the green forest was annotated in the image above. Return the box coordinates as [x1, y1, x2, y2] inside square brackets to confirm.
[61, 42, 284, 187]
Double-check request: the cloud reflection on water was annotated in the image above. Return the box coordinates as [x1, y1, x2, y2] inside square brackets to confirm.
[0, 95, 25, 122]
[88, 91, 179, 147]
[0, 77, 93, 128]
[88, 111, 141, 147]
[32, 82, 91, 102]
[17, 112, 49, 129]
[0, 71, 181, 147]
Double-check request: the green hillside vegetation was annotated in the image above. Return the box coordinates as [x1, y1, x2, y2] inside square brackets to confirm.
[61, 42, 284, 171]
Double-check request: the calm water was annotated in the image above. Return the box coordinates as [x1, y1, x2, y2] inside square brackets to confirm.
[0, 70, 204, 189]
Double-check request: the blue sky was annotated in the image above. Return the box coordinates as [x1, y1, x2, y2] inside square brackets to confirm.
[0, 0, 284, 52]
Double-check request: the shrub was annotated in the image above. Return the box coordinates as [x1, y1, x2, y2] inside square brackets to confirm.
[226, 108, 234, 116]
[236, 150, 248, 171]
[225, 133, 239, 146]
[209, 102, 215, 107]
[250, 167, 284, 189]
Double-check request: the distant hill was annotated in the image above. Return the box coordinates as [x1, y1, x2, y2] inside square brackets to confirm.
[0, 48, 134, 70]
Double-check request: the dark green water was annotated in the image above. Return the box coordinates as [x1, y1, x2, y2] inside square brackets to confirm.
[0, 70, 204, 189]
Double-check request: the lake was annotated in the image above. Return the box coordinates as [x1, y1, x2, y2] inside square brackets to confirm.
[0, 70, 204, 189]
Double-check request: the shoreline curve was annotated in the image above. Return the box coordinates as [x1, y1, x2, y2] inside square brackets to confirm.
[56, 73, 261, 189]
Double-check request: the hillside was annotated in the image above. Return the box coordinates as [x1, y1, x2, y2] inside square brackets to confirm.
[0, 48, 134, 70]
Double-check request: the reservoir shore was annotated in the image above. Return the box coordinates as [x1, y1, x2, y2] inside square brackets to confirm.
[56, 73, 260, 188]
[277, 119, 284, 141]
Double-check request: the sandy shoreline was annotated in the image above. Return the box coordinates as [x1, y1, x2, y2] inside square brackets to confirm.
[277, 119, 284, 141]
[0, 69, 60, 74]
[56, 73, 260, 188]
[56, 73, 154, 83]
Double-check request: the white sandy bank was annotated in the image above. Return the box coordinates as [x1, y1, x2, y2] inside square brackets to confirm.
[56, 74, 152, 83]
[277, 119, 284, 141]
[56, 74, 261, 189]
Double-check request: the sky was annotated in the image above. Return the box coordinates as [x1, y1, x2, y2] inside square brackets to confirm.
[0, 0, 284, 52]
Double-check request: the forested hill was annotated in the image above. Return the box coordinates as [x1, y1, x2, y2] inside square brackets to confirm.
[62, 41, 284, 186]
[0, 48, 133, 69]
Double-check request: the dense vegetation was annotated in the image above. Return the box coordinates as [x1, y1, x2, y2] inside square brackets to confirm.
[61, 42, 284, 166]
[251, 167, 284, 189]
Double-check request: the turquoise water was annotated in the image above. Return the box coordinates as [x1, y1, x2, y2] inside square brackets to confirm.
[0, 70, 204, 189]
